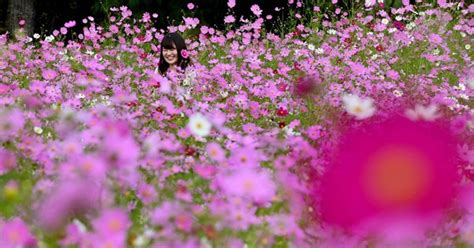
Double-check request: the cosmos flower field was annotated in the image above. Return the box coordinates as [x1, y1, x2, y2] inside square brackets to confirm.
[0, 1, 473, 247]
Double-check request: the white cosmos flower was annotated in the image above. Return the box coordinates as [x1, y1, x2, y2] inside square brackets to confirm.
[393, 89, 403, 97]
[188, 113, 212, 137]
[34, 126, 43, 134]
[342, 94, 376, 120]
[72, 219, 87, 233]
[45, 35, 54, 42]
[405, 104, 440, 121]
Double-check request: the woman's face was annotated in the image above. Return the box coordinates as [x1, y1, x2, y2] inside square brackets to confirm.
[162, 43, 178, 65]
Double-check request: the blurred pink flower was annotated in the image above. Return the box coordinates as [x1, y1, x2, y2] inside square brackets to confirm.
[38, 180, 102, 231]
[218, 167, 276, 204]
[320, 117, 461, 232]
[194, 164, 217, 179]
[294, 74, 322, 97]
[0, 218, 36, 247]
[137, 183, 157, 205]
[64, 20, 76, 28]
[0, 149, 16, 175]
[228, 147, 261, 167]
[267, 214, 303, 237]
[224, 15, 236, 24]
[206, 142, 226, 162]
[151, 201, 181, 226]
[92, 208, 132, 247]
[306, 125, 322, 140]
[224, 204, 260, 230]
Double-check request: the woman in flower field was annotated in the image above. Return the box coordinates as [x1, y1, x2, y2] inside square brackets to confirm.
[158, 32, 191, 75]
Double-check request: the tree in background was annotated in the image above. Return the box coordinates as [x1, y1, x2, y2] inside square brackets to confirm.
[0, 0, 438, 36]
[6, 0, 35, 35]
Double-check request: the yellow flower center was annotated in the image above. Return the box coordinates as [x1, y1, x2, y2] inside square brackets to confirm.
[363, 146, 432, 208]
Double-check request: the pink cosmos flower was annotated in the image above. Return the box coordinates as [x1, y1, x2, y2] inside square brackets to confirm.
[438, 0, 448, 8]
[180, 49, 189, 59]
[227, 0, 235, 8]
[224, 204, 260, 230]
[0, 148, 16, 175]
[206, 142, 226, 162]
[386, 69, 400, 80]
[64, 20, 76, 28]
[38, 180, 102, 231]
[319, 117, 461, 233]
[151, 201, 181, 226]
[228, 147, 261, 167]
[183, 17, 199, 28]
[429, 34, 443, 45]
[187, 3, 195, 10]
[224, 15, 236, 24]
[110, 24, 119, 33]
[194, 164, 217, 179]
[0, 218, 36, 247]
[42, 69, 58, 80]
[18, 19, 26, 28]
[174, 213, 193, 232]
[250, 4, 262, 17]
[101, 121, 140, 169]
[93, 208, 130, 237]
[267, 214, 302, 237]
[137, 183, 157, 205]
[217, 167, 276, 204]
[60, 155, 107, 180]
[306, 125, 322, 140]
[0, 109, 25, 141]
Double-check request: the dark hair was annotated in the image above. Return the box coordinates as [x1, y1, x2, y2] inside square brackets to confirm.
[158, 32, 190, 74]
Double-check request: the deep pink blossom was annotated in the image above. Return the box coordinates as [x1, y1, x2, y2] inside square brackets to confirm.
[320, 117, 461, 232]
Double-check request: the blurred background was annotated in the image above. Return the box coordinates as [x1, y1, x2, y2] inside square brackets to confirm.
[0, 0, 410, 36]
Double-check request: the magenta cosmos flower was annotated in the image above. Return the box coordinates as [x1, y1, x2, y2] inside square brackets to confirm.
[180, 49, 189, 59]
[319, 117, 461, 231]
